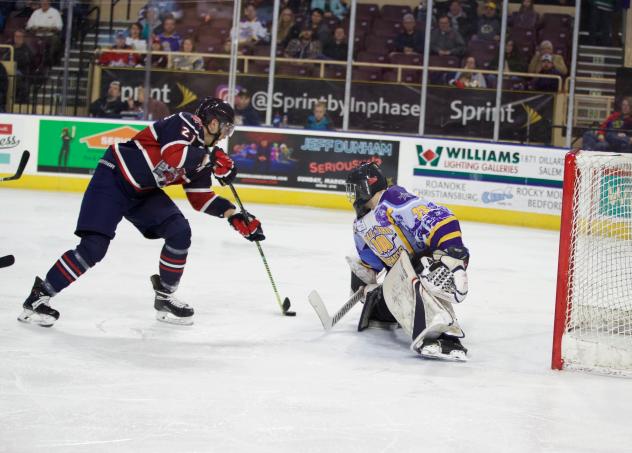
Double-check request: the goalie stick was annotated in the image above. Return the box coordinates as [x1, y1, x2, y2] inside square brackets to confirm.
[0, 150, 29, 182]
[308, 287, 364, 330]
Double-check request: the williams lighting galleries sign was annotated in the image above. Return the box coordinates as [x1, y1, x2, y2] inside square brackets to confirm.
[398, 137, 568, 215]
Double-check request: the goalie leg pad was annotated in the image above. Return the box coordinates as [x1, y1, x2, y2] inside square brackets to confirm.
[357, 286, 398, 332]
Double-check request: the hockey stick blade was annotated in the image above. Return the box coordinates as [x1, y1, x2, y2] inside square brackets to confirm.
[0, 255, 15, 268]
[308, 288, 364, 331]
[282, 297, 296, 316]
[0, 150, 30, 182]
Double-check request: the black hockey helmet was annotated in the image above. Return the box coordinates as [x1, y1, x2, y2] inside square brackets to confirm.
[346, 162, 388, 217]
[195, 97, 236, 140]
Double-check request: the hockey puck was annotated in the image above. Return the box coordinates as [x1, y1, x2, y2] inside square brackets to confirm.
[284, 310, 297, 317]
[0, 255, 15, 268]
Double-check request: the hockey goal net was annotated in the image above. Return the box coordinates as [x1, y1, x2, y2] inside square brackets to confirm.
[552, 150, 632, 375]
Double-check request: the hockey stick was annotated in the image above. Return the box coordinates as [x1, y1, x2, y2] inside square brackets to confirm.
[308, 288, 364, 331]
[0, 255, 15, 268]
[0, 150, 30, 182]
[227, 183, 295, 316]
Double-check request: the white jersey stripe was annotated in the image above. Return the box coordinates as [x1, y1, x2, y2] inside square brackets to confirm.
[200, 194, 218, 212]
[113, 144, 143, 190]
[159, 259, 186, 269]
[184, 188, 213, 193]
[134, 139, 161, 186]
[59, 258, 78, 280]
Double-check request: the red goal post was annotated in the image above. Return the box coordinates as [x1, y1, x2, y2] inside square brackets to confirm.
[552, 150, 632, 375]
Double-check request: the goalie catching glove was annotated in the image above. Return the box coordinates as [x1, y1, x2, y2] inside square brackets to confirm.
[228, 212, 265, 242]
[210, 147, 236, 185]
[418, 246, 469, 304]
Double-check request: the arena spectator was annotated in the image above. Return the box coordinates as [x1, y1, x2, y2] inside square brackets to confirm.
[447, 0, 475, 41]
[530, 54, 561, 92]
[0, 62, 7, 111]
[148, 36, 168, 68]
[281, 0, 303, 13]
[510, 0, 539, 30]
[126, 85, 170, 121]
[323, 26, 347, 60]
[158, 15, 181, 51]
[449, 56, 487, 88]
[89, 81, 128, 118]
[126, 22, 146, 51]
[528, 40, 567, 76]
[170, 37, 204, 70]
[139, 0, 182, 23]
[236, 3, 269, 50]
[311, 0, 349, 21]
[277, 7, 300, 49]
[430, 15, 465, 56]
[414, 0, 436, 25]
[582, 97, 632, 152]
[26, 0, 62, 66]
[394, 13, 425, 54]
[12, 29, 34, 102]
[99, 32, 140, 67]
[588, 0, 614, 46]
[305, 101, 334, 130]
[307, 8, 331, 47]
[140, 5, 160, 39]
[475, 2, 500, 42]
[487, 39, 528, 88]
[234, 89, 261, 126]
[284, 27, 322, 59]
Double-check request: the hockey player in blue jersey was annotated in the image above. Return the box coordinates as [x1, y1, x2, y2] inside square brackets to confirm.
[345, 162, 470, 361]
[19, 97, 265, 327]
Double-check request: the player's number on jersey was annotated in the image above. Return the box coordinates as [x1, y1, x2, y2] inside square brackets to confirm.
[368, 235, 394, 255]
[181, 126, 191, 139]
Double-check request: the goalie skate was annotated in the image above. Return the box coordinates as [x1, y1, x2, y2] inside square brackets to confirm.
[151, 275, 194, 326]
[417, 335, 468, 362]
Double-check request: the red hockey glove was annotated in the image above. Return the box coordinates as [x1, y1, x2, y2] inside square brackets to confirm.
[210, 147, 236, 185]
[228, 212, 265, 242]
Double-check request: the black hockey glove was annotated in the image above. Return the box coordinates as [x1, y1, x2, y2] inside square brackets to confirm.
[228, 212, 266, 242]
[210, 147, 236, 185]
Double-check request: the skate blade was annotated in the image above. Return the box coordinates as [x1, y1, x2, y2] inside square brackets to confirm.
[155, 310, 193, 326]
[419, 345, 468, 362]
[17, 309, 56, 328]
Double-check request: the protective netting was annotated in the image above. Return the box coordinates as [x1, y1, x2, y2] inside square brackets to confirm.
[562, 151, 632, 374]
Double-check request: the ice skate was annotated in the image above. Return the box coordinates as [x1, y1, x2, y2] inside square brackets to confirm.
[418, 334, 468, 362]
[17, 277, 59, 327]
[151, 274, 194, 325]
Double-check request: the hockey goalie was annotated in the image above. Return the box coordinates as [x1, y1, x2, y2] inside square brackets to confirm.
[345, 162, 470, 361]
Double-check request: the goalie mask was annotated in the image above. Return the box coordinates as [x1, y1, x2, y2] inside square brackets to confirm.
[346, 162, 388, 217]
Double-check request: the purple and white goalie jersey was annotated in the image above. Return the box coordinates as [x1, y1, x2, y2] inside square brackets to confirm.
[352, 185, 465, 272]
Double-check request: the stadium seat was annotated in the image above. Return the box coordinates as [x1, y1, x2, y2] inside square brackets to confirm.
[352, 67, 383, 81]
[380, 5, 412, 22]
[390, 52, 423, 65]
[277, 63, 314, 77]
[356, 51, 388, 64]
[356, 3, 379, 20]
[324, 65, 346, 79]
[540, 13, 572, 31]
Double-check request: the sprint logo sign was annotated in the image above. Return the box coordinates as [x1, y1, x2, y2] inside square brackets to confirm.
[416, 145, 444, 167]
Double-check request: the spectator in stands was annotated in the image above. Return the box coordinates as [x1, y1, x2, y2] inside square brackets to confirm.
[99, 32, 140, 67]
[139, 0, 182, 23]
[414, 0, 436, 25]
[449, 56, 487, 88]
[475, 2, 500, 42]
[236, 3, 269, 51]
[311, 0, 349, 21]
[147, 36, 168, 68]
[307, 8, 331, 47]
[488, 39, 528, 88]
[89, 81, 128, 119]
[170, 37, 204, 71]
[234, 89, 261, 126]
[511, 0, 539, 30]
[588, 0, 614, 46]
[582, 97, 632, 152]
[140, 5, 160, 39]
[530, 54, 561, 92]
[394, 13, 425, 54]
[430, 15, 465, 56]
[126, 85, 170, 121]
[447, 0, 475, 41]
[26, 0, 62, 66]
[305, 101, 334, 130]
[323, 26, 347, 60]
[277, 7, 300, 49]
[126, 22, 147, 51]
[158, 15, 181, 51]
[284, 27, 322, 59]
[0, 62, 7, 111]
[12, 29, 34, 103]
[528, 40, 567, 76]
[281, 0, 303, 13]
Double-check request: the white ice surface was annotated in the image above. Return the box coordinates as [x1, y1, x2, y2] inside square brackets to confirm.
[1, 189, 631, 453]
